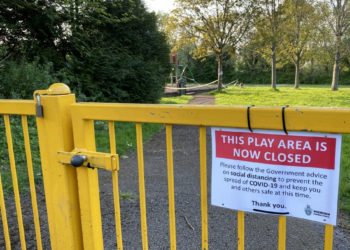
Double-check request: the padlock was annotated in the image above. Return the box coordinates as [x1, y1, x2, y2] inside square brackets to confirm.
[35, 94, 44, 117]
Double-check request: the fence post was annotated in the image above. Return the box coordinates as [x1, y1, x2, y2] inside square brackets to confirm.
[35, 83, 83, 249]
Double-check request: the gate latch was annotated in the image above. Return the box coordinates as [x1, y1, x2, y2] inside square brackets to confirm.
[57, 149, 119, 171]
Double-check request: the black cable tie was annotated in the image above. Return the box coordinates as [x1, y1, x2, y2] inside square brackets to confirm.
[282, 105, 289, 135]
[247, 105, 254, 132]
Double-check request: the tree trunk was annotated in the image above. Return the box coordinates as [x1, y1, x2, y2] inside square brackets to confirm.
[310, 58, 315, 84]
[271, 43, 277, 89]
[294, 55, 300, 89]
[331, 36, 341, 91]
[217, 54, 223, 90]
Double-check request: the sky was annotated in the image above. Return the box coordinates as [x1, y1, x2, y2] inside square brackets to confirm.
[144, 0, 175, 13]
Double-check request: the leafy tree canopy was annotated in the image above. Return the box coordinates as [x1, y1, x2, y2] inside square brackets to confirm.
[0, 0, 170, 102]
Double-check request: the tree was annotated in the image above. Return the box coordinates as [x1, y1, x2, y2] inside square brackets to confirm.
[170, 0, 257, 90]
[66, 0, 170, 103]
[0, 0, 67, 65]
[280, 0, 318, 88]
[327, 0, 350, 90]
[0, 0, 170, 102]
[257, 0, 284, 89]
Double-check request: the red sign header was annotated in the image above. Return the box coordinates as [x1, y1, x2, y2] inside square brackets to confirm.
[215, 131, 336, 169]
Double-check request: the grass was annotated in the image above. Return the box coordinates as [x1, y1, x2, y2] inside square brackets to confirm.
[213, 85, 350, 211]
[213, 85, 350, 107]
[95, 121, 163, 156]
[160, 95, 193, 104]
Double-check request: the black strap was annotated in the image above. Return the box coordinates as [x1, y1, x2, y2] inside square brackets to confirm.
[282, 106, 289, 135]
[247, 105, 254, 132]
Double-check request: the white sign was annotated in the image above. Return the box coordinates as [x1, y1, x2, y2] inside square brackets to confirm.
[211, 128, 342, 225]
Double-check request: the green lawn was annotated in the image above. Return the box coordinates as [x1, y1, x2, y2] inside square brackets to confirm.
[160, 95, 193, 104]
[213, 85, 350, 107]
[213, 85, 350, 211]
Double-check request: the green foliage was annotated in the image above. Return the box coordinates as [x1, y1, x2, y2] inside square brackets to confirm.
[0, 0, 67, 65]
[167, 0, 257, 89]
[65, 0, 170, 103]
[190, 55, 219, 83]
[340, 135, 350, 211]
[279, 0, 318, 58]
[214, 85, 350, 211]
[0, 59, 56, 99]
[228, 64, 345, 85]
[0, 0, 170, 103]
[181, 53, 344, 86]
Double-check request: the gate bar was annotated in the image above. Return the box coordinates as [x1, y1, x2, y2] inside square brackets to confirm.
[22, 116, 43, 250]
[0, 100, 35, 115]
[108, 121, 123, 250]
[237, 211, 245, 250]
[278, 216, 286, 250]
[71, 104, 350, 134]
[4, 115, 26, 250]
[136, 123, 149, 250]
[324, 224, 333, 250]
[199, 126, 208, 249]
[74, 120, 104, 250]
[166, 125, 177, 250]
[0, 173, 11, 249]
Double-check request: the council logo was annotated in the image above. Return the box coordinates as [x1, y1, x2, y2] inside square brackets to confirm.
[305, 205, 313, 216]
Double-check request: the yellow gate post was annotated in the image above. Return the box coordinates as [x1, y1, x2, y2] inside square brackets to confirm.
[35, 83, 83, 249]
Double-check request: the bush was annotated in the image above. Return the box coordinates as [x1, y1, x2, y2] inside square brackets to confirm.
[0, 59, 55, 99]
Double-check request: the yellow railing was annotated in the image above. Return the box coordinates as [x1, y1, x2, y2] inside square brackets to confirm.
[0, 100, 42, 250]
[0, 83, 349, 249]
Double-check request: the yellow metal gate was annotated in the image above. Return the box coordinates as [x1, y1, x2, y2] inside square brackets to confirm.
[0, 83, 349, 249]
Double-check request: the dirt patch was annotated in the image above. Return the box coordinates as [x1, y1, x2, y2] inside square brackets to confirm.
[188, 95, 215, 105]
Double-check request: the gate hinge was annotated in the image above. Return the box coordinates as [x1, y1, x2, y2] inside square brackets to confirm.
[57, 149, 119, 171]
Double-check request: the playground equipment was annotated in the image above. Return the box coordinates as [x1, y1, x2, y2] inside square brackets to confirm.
[168, 52, 240, 95]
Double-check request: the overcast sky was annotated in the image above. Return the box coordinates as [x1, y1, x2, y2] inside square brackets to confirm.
[144, 0, 175, 13]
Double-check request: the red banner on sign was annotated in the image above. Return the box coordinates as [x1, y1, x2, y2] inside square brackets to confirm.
[215, 131, 336, 169]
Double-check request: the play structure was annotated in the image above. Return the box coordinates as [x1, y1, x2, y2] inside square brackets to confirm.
[166, 52, 239, 95]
